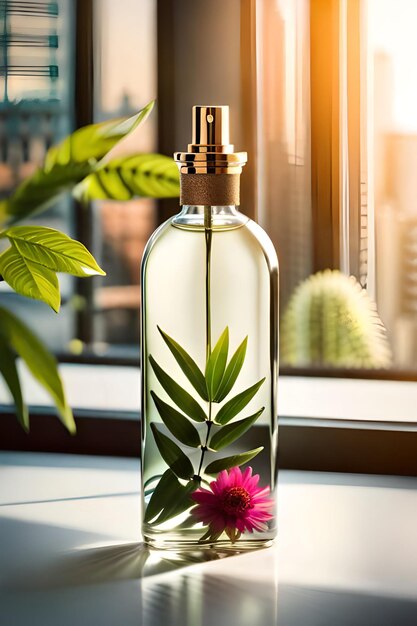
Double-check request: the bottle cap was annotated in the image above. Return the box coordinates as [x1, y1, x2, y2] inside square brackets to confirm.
[174, 105, 247, 175]
[191, 105, 231, 151]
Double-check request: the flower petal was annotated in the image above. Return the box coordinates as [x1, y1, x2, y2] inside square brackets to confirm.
[214, 470, 230, 491]
[192, 491, 217, 505]
[252, 486, 270, 499]
[192, 466, 274, 541]
[242, 466, 252, 481]
[245, 472, 260, 492]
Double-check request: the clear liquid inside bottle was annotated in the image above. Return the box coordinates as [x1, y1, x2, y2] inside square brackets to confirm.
[141, 205, 278, 550]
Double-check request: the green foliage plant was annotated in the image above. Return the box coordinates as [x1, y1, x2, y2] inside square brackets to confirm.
[0, 101, 179, 432]
[144, 326, 265, 526]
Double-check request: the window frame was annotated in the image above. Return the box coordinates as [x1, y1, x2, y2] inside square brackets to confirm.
[1, 370, 416, 475]
[0, 363, 416, 474]
[73, 0, 95, 344]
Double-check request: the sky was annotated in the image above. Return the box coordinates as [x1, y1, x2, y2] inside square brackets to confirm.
[369, 0, 417, 132]
[96, 0, 157, 113]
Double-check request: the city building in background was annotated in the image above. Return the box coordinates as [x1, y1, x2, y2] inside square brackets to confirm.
[0, 0, 76, 351]
[371, 0, 417, 367]
[0, 0, 72, 193]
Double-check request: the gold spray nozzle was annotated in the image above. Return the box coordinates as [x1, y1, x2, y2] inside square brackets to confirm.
[190, 105, 231, 151]
[174, 104, 247, 174]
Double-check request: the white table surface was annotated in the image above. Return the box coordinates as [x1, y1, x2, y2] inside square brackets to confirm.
[0, 452, 416, 626]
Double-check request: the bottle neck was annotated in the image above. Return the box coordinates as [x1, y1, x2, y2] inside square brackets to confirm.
[172, 205, 248, 231]
[179, 173, 241, 206]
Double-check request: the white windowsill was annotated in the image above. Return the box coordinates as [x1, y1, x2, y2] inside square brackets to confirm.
[0, 363, 416, 423]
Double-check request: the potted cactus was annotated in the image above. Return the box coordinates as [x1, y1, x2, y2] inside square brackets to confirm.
[281, 270, 392, 369]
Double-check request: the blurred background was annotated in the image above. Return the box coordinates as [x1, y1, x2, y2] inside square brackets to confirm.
[0, 0, 416, 378]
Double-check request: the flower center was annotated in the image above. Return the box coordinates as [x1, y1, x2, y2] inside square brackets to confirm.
[222, 486, 251, 515]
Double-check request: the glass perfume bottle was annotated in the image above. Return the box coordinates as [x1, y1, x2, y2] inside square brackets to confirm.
[141, 106, 278, 549]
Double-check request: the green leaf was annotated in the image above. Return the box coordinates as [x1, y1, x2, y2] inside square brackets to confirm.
[205, 327, 229, 401]
[0, 102, 154, 225]
[150, 422, 194, 480]
[0, 244, 60, 312]
[153, 479, 198, 525]
[0, 162, 92, 226]
[209, 408, 264, 451]
[0, 307, 75, 433]
[204, 447, 264, 475]
[215, 378, 266, 425]
[151, 391, 201, 448]
[0, 336, 28, 431]
[214, 336, 248, 402]
[73, 153, 180, 203]
[144, 469, 182, 523]
[145, 470, 198, 526]
[149, 355, 207, 422]
[157, 326, 208, 401]
[45, 101, 155, 169]
[1, 226, 105, 277]
[143, 474, 163, 490]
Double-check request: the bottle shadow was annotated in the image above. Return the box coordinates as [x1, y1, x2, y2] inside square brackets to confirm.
[21, 541, 252, 590]
[1, 516, 278, 625]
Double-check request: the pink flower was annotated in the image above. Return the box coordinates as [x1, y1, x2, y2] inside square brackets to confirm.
[191, 466, 274, 542]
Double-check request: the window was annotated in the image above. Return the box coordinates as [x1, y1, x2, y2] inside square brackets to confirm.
[256, 0, 417, 376]
[1, 0, 417, 380]
[0, 0, 157, 359]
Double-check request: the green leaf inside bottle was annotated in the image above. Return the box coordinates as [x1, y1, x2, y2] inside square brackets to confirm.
[204, 447, 264, 475]
[151, 391, 201, 448]
[150, 422, 195, 480]
[205, 327, 229, 401]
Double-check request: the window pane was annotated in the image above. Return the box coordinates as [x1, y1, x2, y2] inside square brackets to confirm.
[370, 0, 417, 369]
[0, 0, 76, 352]
[257, 0, 417, 375]
[90, 0, 157, 353]
[0, 1, 158, 359]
